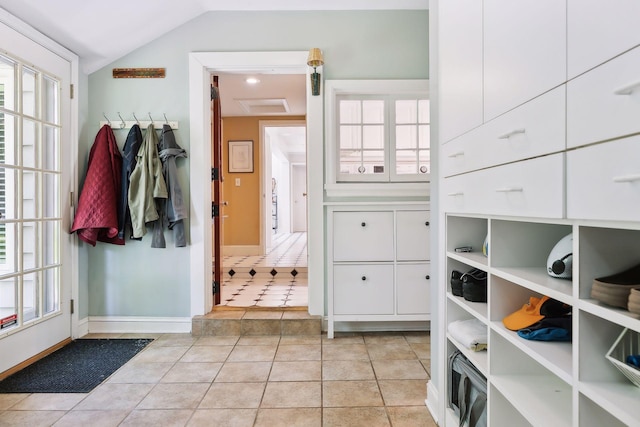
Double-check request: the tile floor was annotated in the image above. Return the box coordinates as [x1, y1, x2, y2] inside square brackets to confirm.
[219, 232, 308, 308]
[0, 331, 436, 427]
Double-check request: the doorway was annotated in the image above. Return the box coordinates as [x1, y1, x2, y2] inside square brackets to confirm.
[188, 51, 324, 317]
[0, 19, 76, 374]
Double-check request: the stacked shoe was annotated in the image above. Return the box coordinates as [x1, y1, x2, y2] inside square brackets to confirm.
[629, 288, 640, 315]
[591, 263, 640, 309]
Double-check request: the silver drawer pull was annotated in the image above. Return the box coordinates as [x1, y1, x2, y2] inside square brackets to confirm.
[614, 80, 640, 95]
[447, 192, 464, 197]
[613, 174, 640, 183]
[495, 186, 523, 193]
[498, 128, 525, 139]
[448, 151, 464, 158]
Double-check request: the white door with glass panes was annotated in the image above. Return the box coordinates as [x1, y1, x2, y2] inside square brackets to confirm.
[0, 21, 74, 374]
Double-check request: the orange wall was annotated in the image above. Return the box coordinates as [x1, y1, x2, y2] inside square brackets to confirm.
[222, 116, 305, 246]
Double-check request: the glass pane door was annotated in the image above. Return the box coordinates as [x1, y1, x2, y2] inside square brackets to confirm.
[0, 53, 62, 331]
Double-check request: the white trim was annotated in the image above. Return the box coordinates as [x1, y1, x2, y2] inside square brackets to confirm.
[87, 316, 192, 334]
[77, 316, 89, 337]
[325, 319, 430, 333]
[189, 51, 324, 318]
[426, 380, 440, 424]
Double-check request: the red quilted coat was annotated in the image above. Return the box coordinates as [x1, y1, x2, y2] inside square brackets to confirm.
[70, 125, 125, 246]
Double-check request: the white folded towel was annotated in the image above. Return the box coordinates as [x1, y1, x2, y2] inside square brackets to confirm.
[448, 318, 488, 351]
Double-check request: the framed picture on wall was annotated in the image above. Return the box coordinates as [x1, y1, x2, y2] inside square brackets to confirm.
[228, 140, 253, 173]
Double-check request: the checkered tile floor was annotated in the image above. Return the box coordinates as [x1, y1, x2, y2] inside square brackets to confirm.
[219, 233, 307, 308]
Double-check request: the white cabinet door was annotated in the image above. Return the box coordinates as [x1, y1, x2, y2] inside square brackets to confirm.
[567, 45, 640, 149]
[439, 0, 483, 143]
[397, 263, 430, 315]
[333, 211, 394, 262]
[567, 135, 640, 222]
[333, 264, 394, 315]
[396, 210, 430, 261]
[483, 0, 567, 120]
[568, 0, 640, 78]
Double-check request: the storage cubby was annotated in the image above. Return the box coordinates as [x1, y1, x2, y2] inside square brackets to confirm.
[447, 336, 488, 377]
[578, 226, 640, 300]
[489, 274, 573, 382]
[577, 311, 640, 426]
[446, 215, 488, 265]
[491, 219, 573, 299]
[490, 386, 533, 427]
[490, 331, 572, 426]
[446, 257, 488, 321]
[579, 394, 627, 427]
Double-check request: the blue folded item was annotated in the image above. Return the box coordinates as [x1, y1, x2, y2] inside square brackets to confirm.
[517, 326, 571, 341]
[516, 315, 572, 341]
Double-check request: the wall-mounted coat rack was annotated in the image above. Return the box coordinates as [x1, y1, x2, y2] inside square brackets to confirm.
[100, 112, 179, 130]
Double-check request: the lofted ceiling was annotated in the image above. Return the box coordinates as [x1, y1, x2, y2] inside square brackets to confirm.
[0, 0, 427, 153]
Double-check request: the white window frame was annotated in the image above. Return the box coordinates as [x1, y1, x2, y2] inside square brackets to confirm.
[325, 79, 429, 198]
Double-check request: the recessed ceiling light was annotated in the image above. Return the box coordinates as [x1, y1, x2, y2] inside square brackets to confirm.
[246, 77, 260, 84]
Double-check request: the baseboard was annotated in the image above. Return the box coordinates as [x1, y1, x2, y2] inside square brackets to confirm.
[323, 319, 431, 333]
[87, 316, 192, 334]
[77, 316, 89, 338]
[426, 380, 439, 424]
[222, 245, 261, 256]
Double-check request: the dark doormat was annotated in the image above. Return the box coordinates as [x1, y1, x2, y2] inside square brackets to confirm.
[0, 338, 153, 393]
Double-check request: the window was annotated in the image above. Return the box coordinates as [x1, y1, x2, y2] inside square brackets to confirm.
[326, 80, 429, 197]
[0, 52, 62, 327]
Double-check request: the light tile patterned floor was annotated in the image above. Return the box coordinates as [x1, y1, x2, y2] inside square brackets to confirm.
[220, 233, 308, 308]
[0, 331, 436, 427]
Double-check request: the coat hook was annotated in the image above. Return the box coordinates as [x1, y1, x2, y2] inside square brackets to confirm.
[132, 113, 140, 125]
[102, 112, 111, 125]
[117, 112, 126, 129]
[148, 112, 154, 122]
[163, 113, 169, 124]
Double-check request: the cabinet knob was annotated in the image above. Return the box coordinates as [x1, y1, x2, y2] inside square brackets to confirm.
[425, 221, 430, 226]
[361, 222, 366, 227]
[425, 275, 430, 280]
[361, 276, 367, 281]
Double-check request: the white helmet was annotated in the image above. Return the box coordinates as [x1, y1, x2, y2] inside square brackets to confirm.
[547, 233, 573, 279]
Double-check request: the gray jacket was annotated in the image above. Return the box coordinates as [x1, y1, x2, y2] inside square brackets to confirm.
[152, 124, 188, 248]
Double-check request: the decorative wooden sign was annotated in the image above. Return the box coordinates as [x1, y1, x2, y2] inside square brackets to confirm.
[112, 68, 166, 79]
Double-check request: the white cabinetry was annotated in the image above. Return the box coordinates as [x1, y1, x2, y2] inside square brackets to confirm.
[567, 0, 640, 79]
[327, 204, 430, 338]
[435, 0, 640, 425]
[483, 0, 566, 120]
[438, 0, 483, 142]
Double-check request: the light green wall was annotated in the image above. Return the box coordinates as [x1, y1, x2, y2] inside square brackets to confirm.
[84, 10, 428, 317]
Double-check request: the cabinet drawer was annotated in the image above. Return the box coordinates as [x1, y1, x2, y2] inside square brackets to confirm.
[396, 210, 430, 261]
[397, 263, 430, 315]
[333, 211, 394, 261]
[443, 86, 566, 177]
[333, 264, 394, 315]
[568, 0, 640, 78]
[567, 45, 640, 148]
[567, 135, 640, 222]
[443, 154, 564, 218]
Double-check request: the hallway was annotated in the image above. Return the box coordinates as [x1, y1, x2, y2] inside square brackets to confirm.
[219, 233, 308, 308]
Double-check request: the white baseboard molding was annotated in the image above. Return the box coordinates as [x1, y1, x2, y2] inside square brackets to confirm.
[323, 319, 431, 333]
[86, 316, 192, 334]
[222, 245, 261, 256]
[426, 380, 439, 424]
[77, 316, 89, 338]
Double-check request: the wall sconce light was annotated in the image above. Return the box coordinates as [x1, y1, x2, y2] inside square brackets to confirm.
[307, 48, 324, 96]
